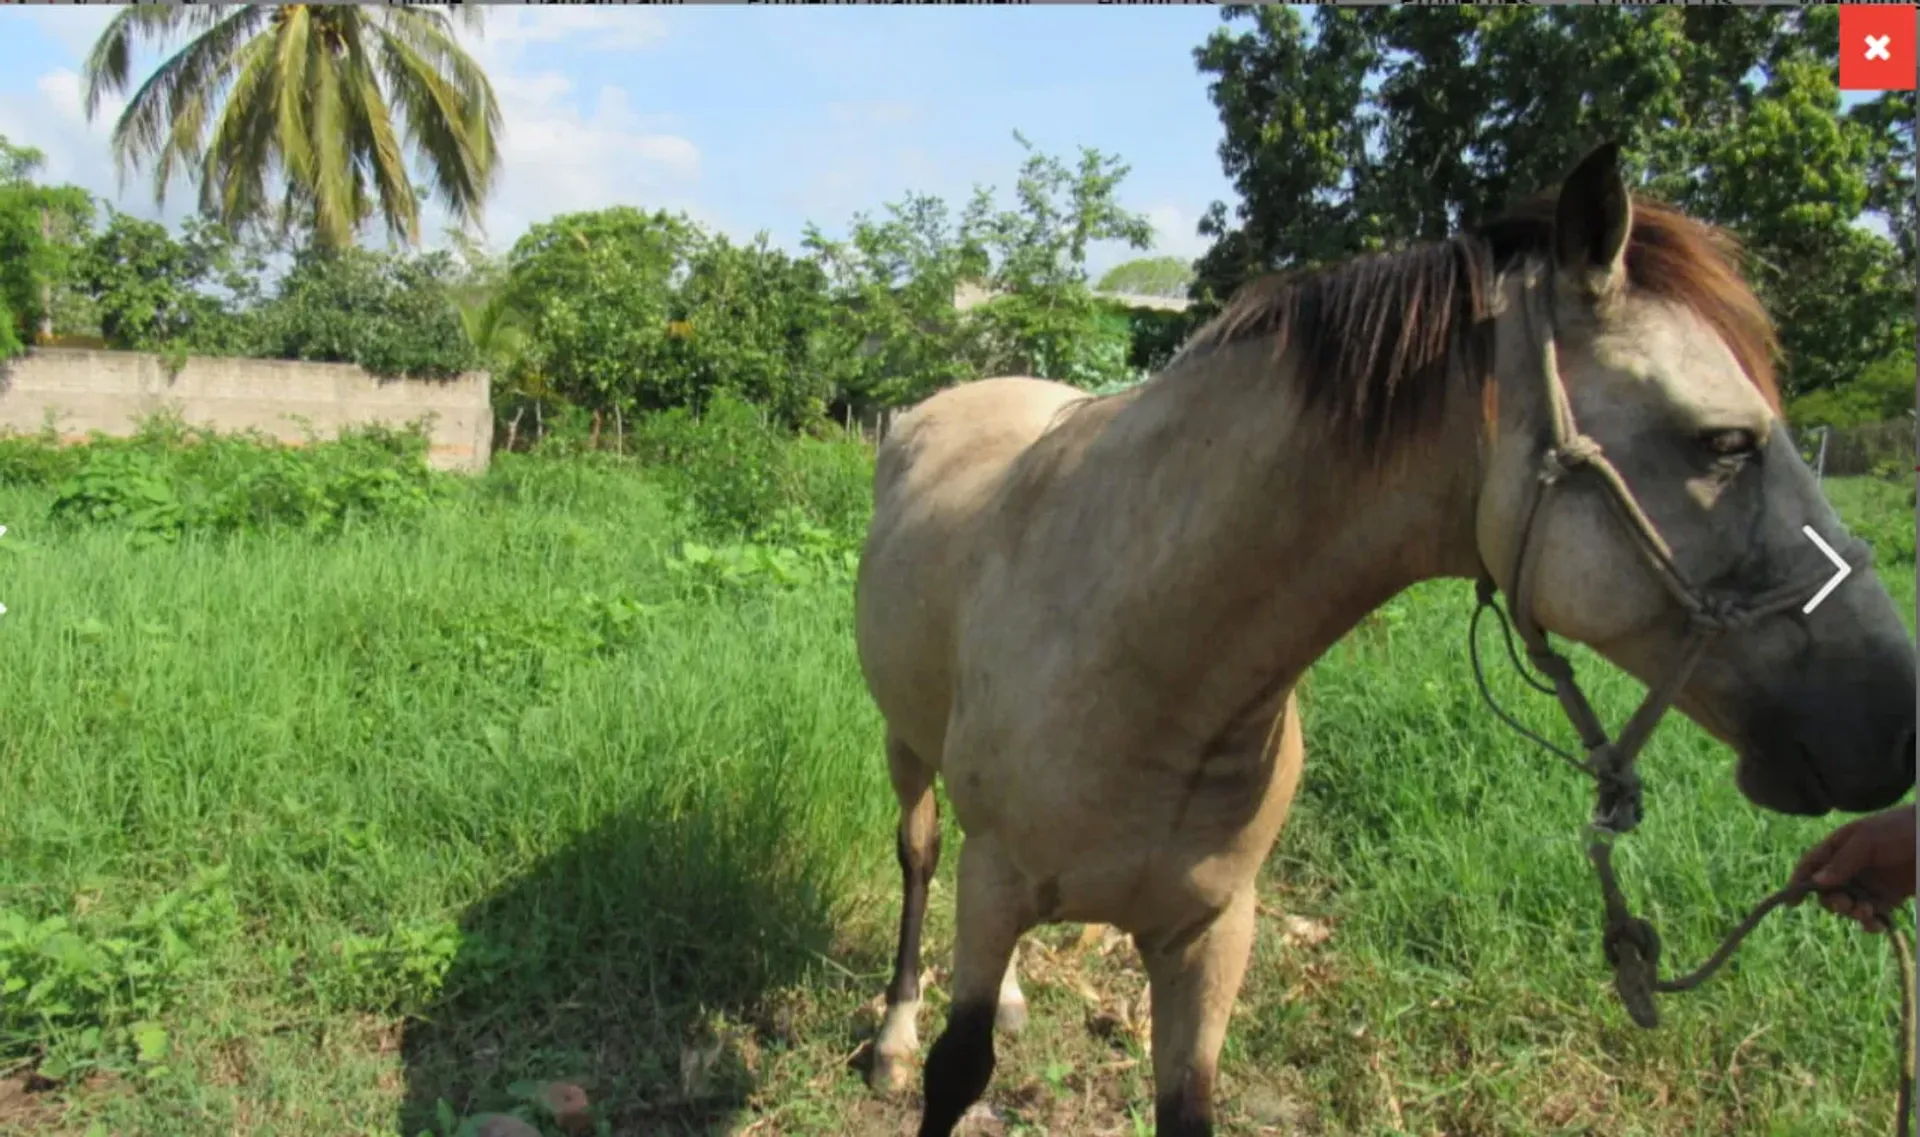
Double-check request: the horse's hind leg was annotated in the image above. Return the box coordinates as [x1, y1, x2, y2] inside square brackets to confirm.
[919, 835, 1028, 1137]
[871, 732, 941, 1095]
[1137, 887, 1258, 1137]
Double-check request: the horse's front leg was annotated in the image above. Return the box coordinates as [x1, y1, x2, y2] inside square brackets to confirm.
[1137, 887, 1258, 1137]
[918, 835, 1032, 1137]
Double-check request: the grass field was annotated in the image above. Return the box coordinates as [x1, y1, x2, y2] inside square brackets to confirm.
[0, 429, 1913, 1137]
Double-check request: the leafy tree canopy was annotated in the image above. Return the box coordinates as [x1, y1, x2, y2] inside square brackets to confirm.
[1096, 256, 1195, 299]
[1192, 6, 1914, 400]
[0, 136, 95, 358]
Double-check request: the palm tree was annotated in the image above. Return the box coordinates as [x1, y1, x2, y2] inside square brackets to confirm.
[82, 5, 502, 251]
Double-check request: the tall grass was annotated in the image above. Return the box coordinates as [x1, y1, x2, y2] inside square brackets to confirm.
[0, 420, 1911, 1136]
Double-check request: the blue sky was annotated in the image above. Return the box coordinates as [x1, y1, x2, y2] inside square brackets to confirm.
[0, 8, 1885, 276]
[0, 6, 1238, 276]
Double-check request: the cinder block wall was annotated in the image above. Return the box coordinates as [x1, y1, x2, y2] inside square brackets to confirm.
[0, 348, 493, 472]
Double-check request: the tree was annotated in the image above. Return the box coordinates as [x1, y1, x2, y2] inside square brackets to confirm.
[1191, 6, 1914, 400]
[248, 244, 476, 378]
[0, 137, 94, 358]
[1850, 90, 1916, 279]
[1096, 256, 1194, 299]
[805, 137, 1155, 404]
[82, 4, 502, 251]
[960, 135, 1154, 385]
[505, 206, 702, 431]
[1190, 6, 1378, 309]
[1788, 348, 1917, 429]
[78, 211, 259, 354]
[444, 231, 528, 373]
[668, 232, 845, 429]
[804, 193, 988, 409]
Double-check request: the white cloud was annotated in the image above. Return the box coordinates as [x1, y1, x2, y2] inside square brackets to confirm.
[1083, 202, 1213, 282]
[1142, 203, 1212, 263]
[427, 12, 699, 248]
[0, 65, 200, 230]
[475, 8, 671, 53]
[452, 66, 702, 244]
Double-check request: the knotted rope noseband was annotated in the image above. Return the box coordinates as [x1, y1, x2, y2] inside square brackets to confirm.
[1468, 292, 1915, 1135]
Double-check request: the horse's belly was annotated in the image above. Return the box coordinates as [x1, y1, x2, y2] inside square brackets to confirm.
[957, 703, 1306, 936]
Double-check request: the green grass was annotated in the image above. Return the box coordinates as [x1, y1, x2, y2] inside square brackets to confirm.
[0, 442, 1913, 1137]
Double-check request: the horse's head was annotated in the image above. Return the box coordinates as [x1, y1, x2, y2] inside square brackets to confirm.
[1477, 142, 1914, 818]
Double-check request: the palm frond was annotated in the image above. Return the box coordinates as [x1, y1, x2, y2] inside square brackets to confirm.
[368, 35, 492, 232]
[305, 34, 359, 249]
[370, 10, 501, 205]
[102, 7, 270, 200]
[198, 32, 283, 236]
[339, 31, 417, 246]
[270, 5, 315, 191]
[81, 2, 501, 248]
[82, 5, 229, 118]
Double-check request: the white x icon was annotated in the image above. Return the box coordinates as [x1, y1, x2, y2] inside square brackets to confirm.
[1865, 34, 1892, 61]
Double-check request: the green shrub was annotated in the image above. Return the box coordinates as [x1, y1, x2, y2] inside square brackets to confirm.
[0, 425, 90, 487]
[43, 416, 442, 543]
[1788, 349, 1916, 429]
[633, 397, 787, 537]
[630, 394, 873, 541]
[247, 246, 477, 380]
[1113, 301, 1199, 374]
[0, 867, 239, 1077]
[782, 433, 876, 540]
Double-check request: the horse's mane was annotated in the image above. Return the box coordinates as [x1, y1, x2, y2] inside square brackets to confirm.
[1176, 195, 1781, 456]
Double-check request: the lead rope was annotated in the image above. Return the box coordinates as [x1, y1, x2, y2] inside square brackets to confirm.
[1471, 585, 1917, 1135]
[1471, 287, 1912, 1131]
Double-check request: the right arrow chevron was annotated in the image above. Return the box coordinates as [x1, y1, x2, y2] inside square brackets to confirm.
[1800, 525, 1853, 615]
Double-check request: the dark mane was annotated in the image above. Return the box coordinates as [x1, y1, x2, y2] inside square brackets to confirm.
[1177, 195, 1781, 455]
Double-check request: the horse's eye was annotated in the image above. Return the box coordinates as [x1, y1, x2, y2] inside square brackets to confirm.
[1702, 429, 1756, 457]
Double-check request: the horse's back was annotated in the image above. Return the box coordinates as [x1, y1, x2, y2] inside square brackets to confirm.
[872, 377, 1089, 508]
[856, 377, 1090, 762]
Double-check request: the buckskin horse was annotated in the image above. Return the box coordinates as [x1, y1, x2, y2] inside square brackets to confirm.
[852, 143, 1917, 1136]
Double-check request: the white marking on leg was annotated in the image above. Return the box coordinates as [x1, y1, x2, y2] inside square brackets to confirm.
[995, 950, 1028, 1034]
[870, 990, 922, 1094]
[875, 996, 922, 1058]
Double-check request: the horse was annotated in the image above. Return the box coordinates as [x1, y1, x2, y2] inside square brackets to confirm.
[851, 142, 1917, 1136]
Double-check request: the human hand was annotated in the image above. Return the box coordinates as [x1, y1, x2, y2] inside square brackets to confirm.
[1789, 803, 1916, 933]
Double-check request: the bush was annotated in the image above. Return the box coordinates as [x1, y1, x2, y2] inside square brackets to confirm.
[76, 213, 257, 356]
[631, 394, 872, 542]
[1113, 301, 1199, 374]
[247, 247, 476, 379]
[1788, 349, 1916, 430]
[42, 415, 442, 543]
[782, 433, 876, 540]
[0, 424, 90, 487]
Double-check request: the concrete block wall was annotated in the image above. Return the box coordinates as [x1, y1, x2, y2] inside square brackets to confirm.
[0, 348, 493, 472]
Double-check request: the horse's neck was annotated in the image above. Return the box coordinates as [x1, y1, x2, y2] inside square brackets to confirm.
[1091, 339, 1488, 714]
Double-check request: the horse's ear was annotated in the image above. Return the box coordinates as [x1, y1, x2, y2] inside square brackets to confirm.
[1553, 141, 1632, 298]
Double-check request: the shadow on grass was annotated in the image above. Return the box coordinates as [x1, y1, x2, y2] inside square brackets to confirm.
[399, 803, 847, 1136]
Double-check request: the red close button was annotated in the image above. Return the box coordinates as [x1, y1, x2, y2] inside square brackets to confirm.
[1839, 5, 1917, 92]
